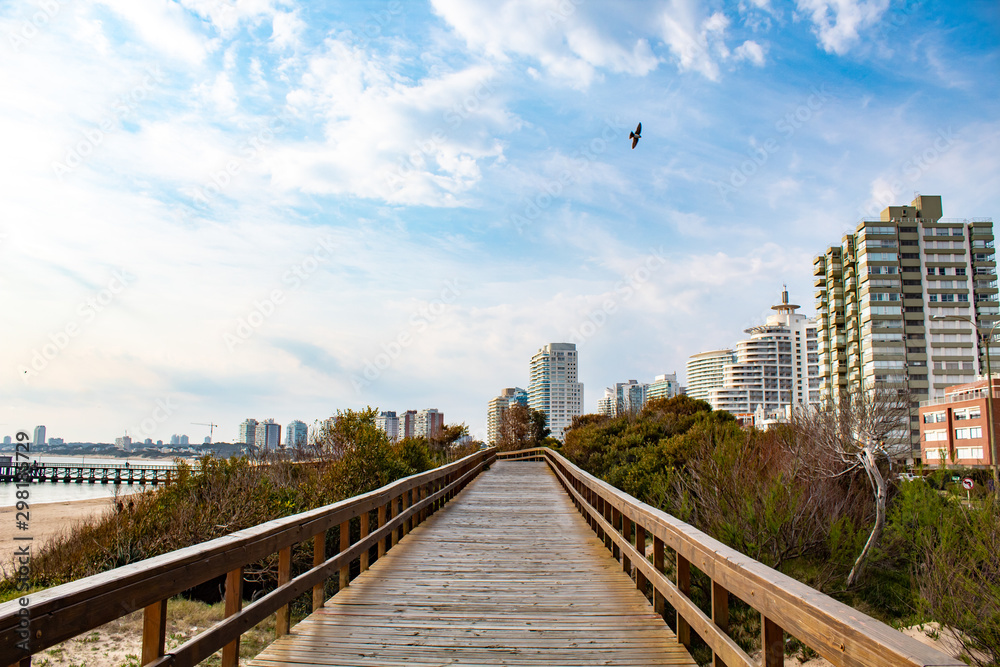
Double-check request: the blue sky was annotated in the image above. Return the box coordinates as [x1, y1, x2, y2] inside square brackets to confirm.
[3, 0, 999, 444]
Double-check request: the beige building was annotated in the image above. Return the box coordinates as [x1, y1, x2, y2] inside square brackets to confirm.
[814, 195, 998, 458]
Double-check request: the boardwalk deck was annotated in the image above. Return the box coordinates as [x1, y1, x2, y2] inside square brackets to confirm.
[249, 460, 696, 666]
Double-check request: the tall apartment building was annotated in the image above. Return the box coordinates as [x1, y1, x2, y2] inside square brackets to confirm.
[686, 350, 734, 403]
[255, 419, 281, 450]
[33, 425, 46, 447]
[814, 195, 997, 457]
[486, 388, 528, 445]
[648, 373, 682, 401]
[238, 418, 258, 446]
[415, 409, 444, 440]
[528, 343, 583, 441]
[598, 380, 648, 417]
[286, 420, 308, 447]
[376, 411, 400, 442]
[400, 410, 417, 440]
[706, 290, 820, 416]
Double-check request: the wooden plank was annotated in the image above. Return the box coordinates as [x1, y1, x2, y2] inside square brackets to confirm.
[275, 546, 291, 637]
[713, 581, 730, 667]
[312, 530, 325, 611]
[248, 461, 695, 667]
[221, 567, 243, 667]
[140, 598, 167, 664]
[763, 614, 784, 667]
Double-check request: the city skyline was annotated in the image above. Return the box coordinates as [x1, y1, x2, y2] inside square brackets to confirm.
[4, 2, 999, 443]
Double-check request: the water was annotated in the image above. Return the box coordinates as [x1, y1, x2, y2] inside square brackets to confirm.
[0, 455, 194, 508]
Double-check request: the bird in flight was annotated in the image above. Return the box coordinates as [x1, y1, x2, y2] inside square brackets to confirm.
[630, 122, 641, 149]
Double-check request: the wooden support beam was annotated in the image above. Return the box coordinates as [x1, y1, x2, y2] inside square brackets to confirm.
[312, 531, 325, 611]
[140, 598, 167, 665]
[712, 581, 730, 667]
[653, 536, 666, 618]
[377, 504, 387, 559]
[339, 520, 350, 591]
[635, 524, 648, 595]
[762, 615, 784, 667]
[611, 507, 622, 561]
[622, 516, 633, 575]
[276, 546, 291, 637]
[221, 567, 243, 667]
[677, 553, 691, 647]
[360, 511, 370, 572]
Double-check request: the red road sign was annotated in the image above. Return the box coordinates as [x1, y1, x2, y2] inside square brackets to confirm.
[962, 477, 974, 490]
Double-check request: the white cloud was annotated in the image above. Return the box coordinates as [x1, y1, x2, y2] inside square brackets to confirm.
[658, 2, 735, 80]
[431, 0, 660, 88]
[795, 0, 890, 55]
[271, 9, 305, 50]
[96, 0, 214, 63]
[734, 39, 766, 66]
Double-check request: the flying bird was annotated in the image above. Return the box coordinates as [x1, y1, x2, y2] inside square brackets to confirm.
[629, 122, 641, 149]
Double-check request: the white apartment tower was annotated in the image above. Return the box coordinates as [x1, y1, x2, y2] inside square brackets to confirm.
[255, 419, 281, 450]
[528, 343, 583, 441]
[814, 195, 998, 457]
[706, 289, 820, 416]
[286, 420, 308, 447]
[238, 418, 258, 447]
[648, 373, 682, 401]
[33, 425, 46, 447]
[685, 350, 734, 403]
[415, 409, 444, 440]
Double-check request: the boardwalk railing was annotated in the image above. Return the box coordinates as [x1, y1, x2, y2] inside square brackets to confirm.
[498, 447, 964, 667]
[1, 449, 496, 667]
[0, 462, 177, 485]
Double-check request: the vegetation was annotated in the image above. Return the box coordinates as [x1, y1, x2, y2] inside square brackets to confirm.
[561, 395, 1000, 664]
[495, 404, 551, 451]
[1, 407, 478, 598]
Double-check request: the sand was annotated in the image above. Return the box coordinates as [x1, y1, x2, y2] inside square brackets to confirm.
[0, 497, 114, 574]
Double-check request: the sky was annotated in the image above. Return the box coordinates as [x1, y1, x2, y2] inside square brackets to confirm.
[3, 0, 999, 444]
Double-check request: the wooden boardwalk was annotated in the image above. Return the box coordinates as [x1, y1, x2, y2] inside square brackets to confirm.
[249, 460, 696, 666]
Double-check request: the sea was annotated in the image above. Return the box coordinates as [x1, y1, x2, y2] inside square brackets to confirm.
[0, 455, 195, 508]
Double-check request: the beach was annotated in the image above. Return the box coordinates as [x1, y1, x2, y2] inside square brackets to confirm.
[0, 497, 113, 573]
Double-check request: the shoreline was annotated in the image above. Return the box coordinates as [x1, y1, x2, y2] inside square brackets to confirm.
[0, 497, 114, 572]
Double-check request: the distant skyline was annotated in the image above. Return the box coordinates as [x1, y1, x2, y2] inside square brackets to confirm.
[3, 1, 999, 442]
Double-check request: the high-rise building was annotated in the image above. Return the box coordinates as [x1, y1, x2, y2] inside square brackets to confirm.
[598, 380, 649, 417]
[115, 435, 132, 449]
[686, 350, 734, 402]
[170, 434, 180, 446]
[47, 437, 64, 446]
[180, 435, 190, 446]
[528, 343, 583, 441]
[487, 388, 528, 445]
[705, 289, 820, 418]
[239, 418, 258, 447]
[416, 409, 444, 440]
[400, 410, 417, 440]
[286, 420, 308, 447]
[376, 412, 400, 442]
[814, 195, 997, 457]
[3, 436, 11, 445]
[33, 425, 46, 448]
[648, 373, 682, 401]
[256, 419, 281, 450]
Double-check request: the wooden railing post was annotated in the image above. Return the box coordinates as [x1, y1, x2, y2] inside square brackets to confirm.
[360, 512, 370, 573]
[653, 536, 666, 619]
[276, 546, 292, 637]
[611, 507, 622, 561]
[622, 516, 633, 575]
[712, 581, 730, 667]
[312, 531, 326, 610]
[339, 520, 350, 591]
[378, 503, 387, 559]
[221, 567, 243, 667]
[140, 598, 167, 664]
[676, 553, 691, 647]
[635, 524, 647, 595]
[762, 615, 784, 666]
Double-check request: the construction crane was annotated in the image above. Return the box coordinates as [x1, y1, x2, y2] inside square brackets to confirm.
[191, 422, 219, 442]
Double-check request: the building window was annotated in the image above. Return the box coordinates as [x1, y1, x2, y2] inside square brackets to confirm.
[955, 426, 983, 439]
[956, 447, 984, 459]
[923, 412, 946, 423]
[924, 429, 947, 441]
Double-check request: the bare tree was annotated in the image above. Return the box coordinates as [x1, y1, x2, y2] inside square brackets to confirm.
[496, 405, 549, 452]
[790, 382, 911, 587]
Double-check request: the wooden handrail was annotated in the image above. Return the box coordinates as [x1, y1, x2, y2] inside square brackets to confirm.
[501, 447, 965, 667]
[0, 449, 496, 666]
